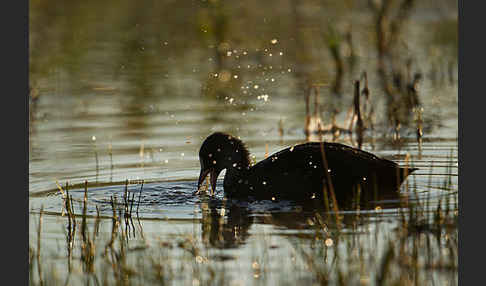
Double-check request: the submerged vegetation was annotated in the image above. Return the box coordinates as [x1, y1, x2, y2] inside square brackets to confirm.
[29, 0, 457, 285]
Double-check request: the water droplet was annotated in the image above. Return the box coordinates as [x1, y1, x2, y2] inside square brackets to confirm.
[219, 70, 231, 82]
[213, 160, 217, 165]
[271, 38, 278, 44]
[257, 94, 269, 102]
[325, 238, 333, 247]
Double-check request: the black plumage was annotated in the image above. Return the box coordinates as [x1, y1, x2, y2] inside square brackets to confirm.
[197, 132, 416, 205]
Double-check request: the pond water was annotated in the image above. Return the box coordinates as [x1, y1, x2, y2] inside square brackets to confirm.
[29, 1, 457, 285]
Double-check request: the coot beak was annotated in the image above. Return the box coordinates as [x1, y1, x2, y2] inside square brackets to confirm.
[197, 168, 219, 195]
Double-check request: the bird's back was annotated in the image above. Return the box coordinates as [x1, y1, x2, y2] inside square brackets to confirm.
[232, 142, 414, 204]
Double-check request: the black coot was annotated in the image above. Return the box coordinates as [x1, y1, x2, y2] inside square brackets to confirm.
[197, 132, 416, 204]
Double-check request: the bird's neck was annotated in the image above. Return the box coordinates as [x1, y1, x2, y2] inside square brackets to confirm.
[222, 151, 252, 191]
[223, 165, 251, 196]
[230, 139, 251, 169]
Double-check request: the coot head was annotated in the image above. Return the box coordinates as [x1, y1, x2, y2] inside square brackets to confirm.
[197, 132, 251, 194]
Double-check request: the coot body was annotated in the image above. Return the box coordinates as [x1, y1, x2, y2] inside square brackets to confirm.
[197, 132, 416, 204]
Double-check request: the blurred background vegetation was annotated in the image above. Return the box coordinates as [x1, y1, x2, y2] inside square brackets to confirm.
[29, 0, 457, 101]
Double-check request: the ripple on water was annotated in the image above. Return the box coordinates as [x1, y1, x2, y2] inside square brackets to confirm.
[28, 180, 209, 220]
[30, 177, 416, 222]
[61, 180, 304, 219]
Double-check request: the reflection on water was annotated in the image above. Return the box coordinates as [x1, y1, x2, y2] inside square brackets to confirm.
[29, 0, 457, 285]
[29, 177, 457, 284]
